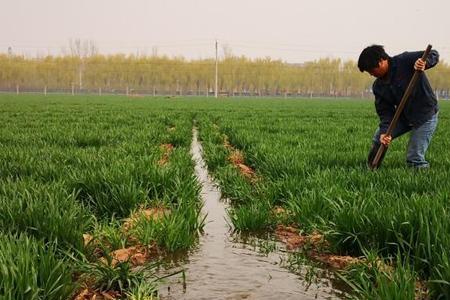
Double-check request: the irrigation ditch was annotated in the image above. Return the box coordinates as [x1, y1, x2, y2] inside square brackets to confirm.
[157, 127, 346, 299]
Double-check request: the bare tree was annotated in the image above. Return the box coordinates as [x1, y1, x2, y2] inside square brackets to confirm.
[69, 39, 98, 58]
[68, 39, 98, 90]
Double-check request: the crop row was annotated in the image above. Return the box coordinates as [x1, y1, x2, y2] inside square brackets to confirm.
[197, 98, 450, 299]
[0, 95, 204, 299]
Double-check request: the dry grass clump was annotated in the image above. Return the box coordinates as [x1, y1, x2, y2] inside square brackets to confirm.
[158, 143, 174, 166]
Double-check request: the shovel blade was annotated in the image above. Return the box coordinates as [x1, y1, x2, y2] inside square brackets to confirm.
[368, 143, 388, 170]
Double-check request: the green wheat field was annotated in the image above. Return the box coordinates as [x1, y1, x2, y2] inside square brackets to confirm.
[1, 94, 449, 299]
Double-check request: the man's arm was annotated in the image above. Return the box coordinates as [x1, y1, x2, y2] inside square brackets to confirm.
[402, 50, 439, 70]
[374, 89, 395, 145]
[374, 91, 395, 135]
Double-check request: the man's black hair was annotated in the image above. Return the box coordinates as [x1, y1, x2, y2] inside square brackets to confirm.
[358, 45, 390, 72]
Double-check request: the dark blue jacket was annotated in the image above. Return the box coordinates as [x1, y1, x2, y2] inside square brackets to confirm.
[373, 50, 439, 133]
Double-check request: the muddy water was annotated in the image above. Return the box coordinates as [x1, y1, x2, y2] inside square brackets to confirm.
[158, 128, 342, 300]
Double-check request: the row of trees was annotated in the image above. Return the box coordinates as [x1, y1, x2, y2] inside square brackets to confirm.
[0, 53, 449, 97]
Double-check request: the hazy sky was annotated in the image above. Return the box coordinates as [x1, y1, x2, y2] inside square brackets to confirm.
[1, 0, 449, 63]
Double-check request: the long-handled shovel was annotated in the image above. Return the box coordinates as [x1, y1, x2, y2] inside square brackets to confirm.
[369, 44, 433, 170]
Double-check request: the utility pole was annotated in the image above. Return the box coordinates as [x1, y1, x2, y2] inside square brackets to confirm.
[79, 64, 83, 90]
[215, 40, 218, 98]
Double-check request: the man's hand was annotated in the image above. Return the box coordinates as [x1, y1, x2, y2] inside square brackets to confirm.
[414, 58, 426, 71]
[380, 134, 392, 145]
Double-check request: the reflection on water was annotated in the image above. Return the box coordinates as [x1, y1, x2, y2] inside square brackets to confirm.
[158, 128, 344, 300]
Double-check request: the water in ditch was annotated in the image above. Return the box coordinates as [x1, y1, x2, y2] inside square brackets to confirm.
[158, 128, 345, 300]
